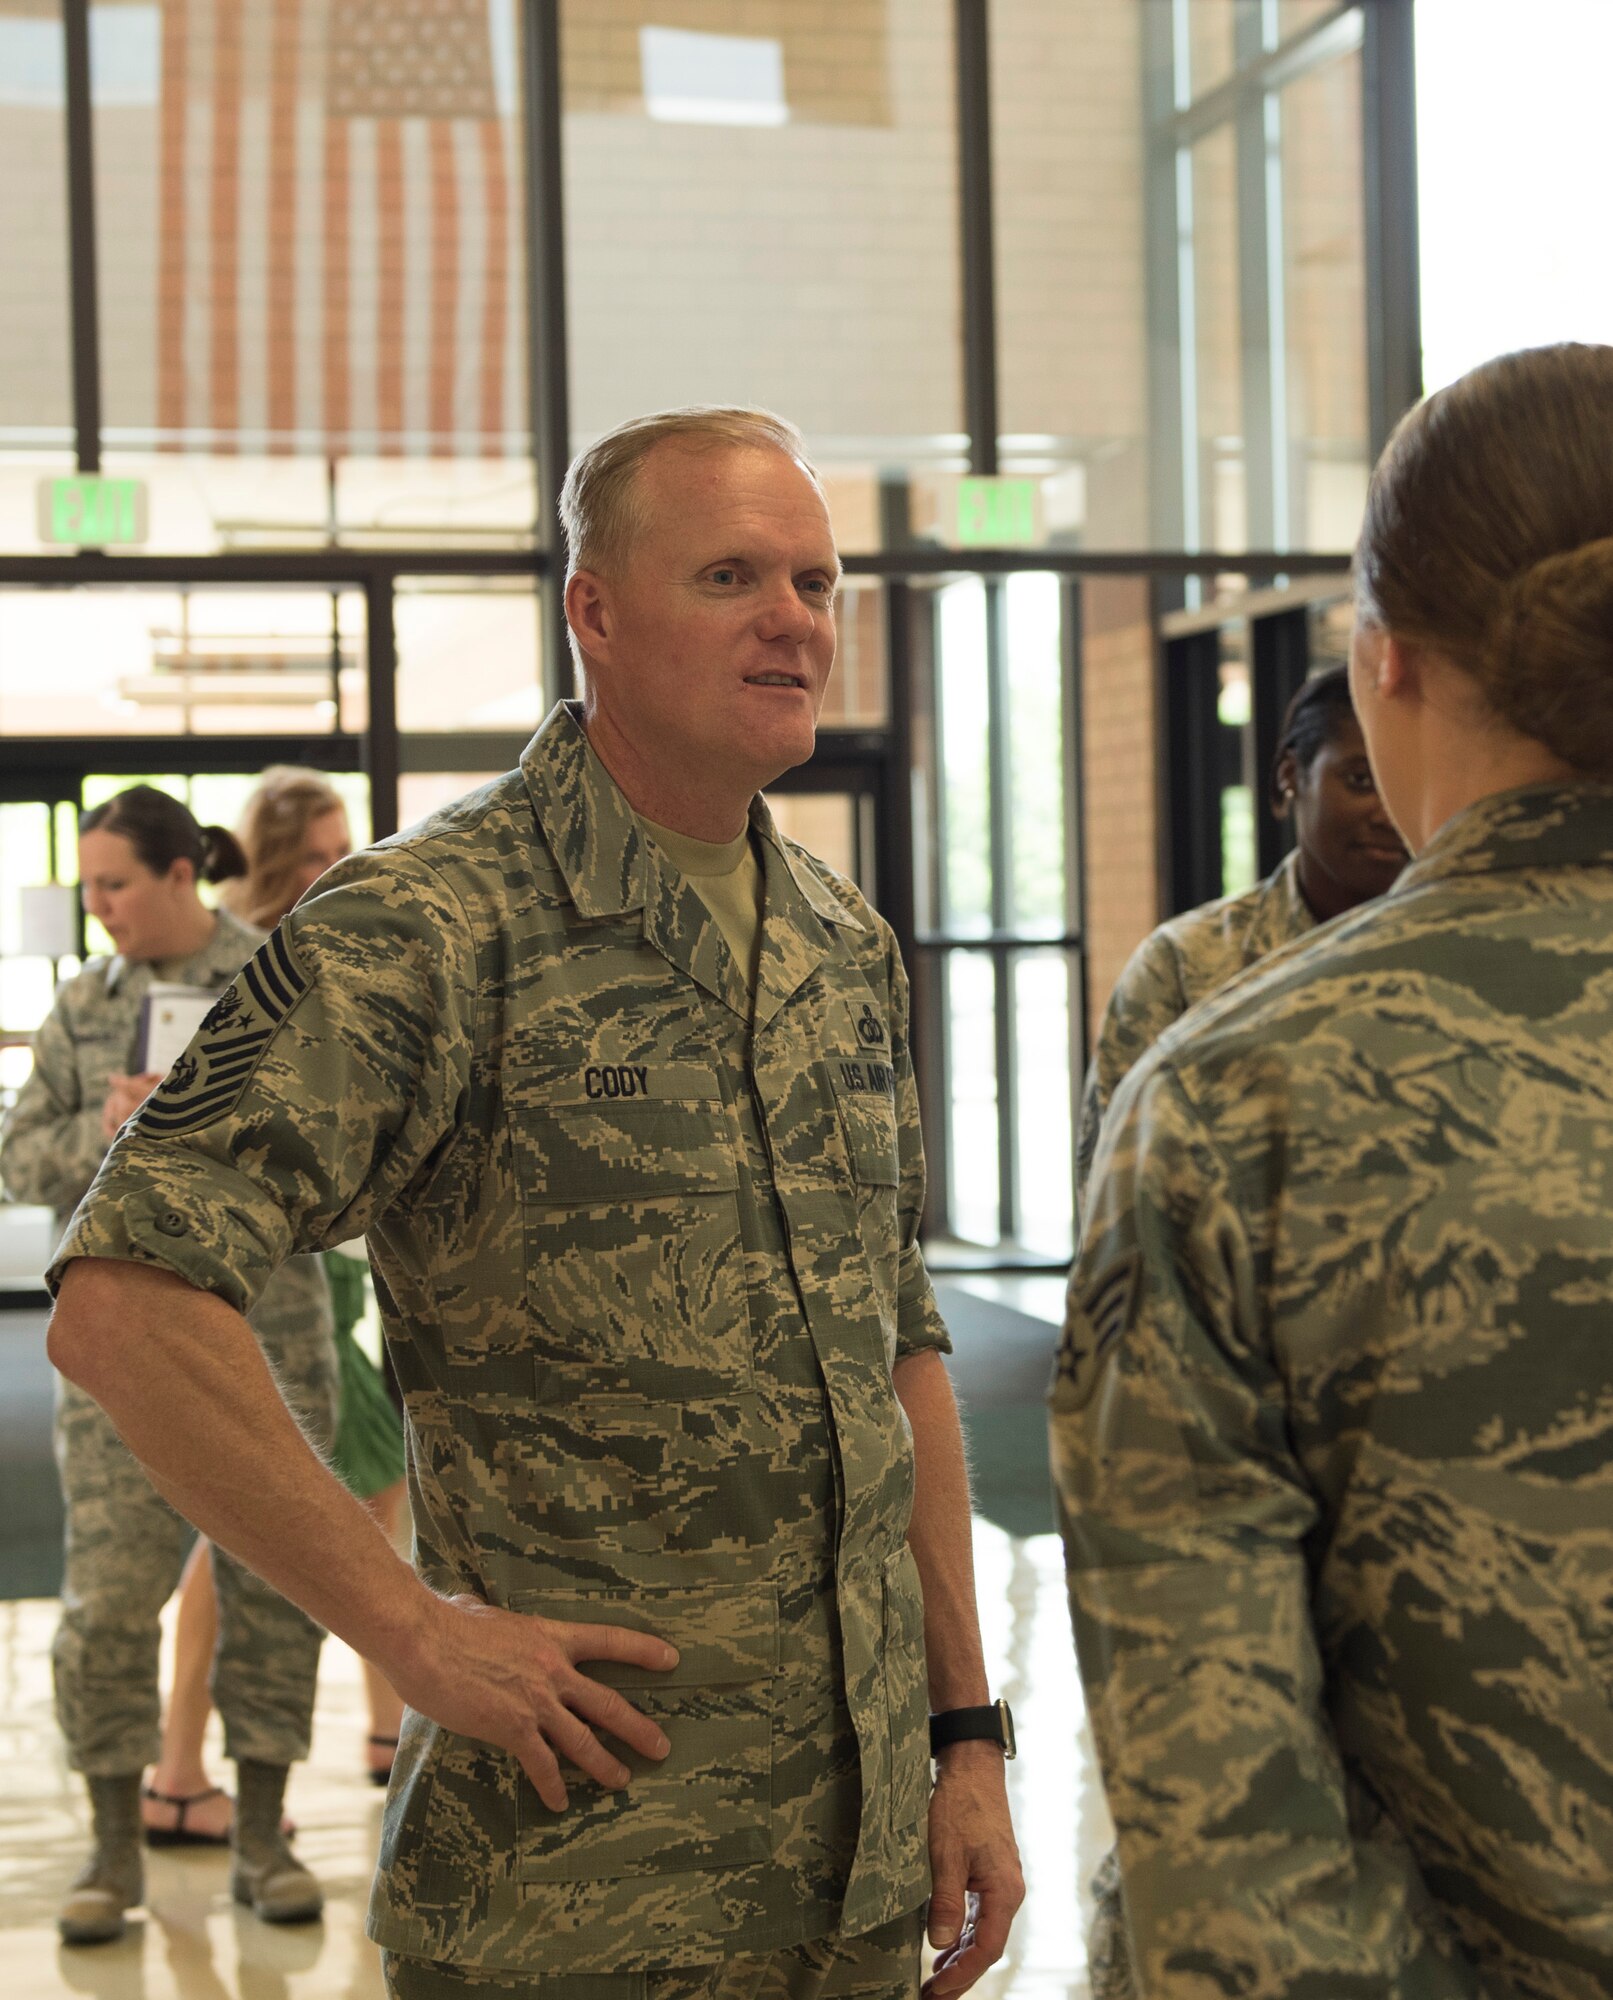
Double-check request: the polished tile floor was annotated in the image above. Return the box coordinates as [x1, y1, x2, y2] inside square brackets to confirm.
[0, 1521, 1109, 1999]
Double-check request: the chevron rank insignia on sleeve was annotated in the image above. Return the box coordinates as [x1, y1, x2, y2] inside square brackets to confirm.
[1054, 1248, 1141, 1407]
[136, 928, 310, 1137]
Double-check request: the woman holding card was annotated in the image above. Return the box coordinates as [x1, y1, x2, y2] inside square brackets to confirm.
[0, 784, 338, 1940]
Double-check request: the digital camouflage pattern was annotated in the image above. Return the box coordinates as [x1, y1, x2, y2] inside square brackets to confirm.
[0, 907, 336, 1774]
[53, 1344, 335, 1774]
[51, 703, 945, 1976]
[1075, 848, 1314, 1211]
[1052, 782, 1613, 1998]
[381, 1905, 925, 1999]
[1075, 850, 1317, 1995]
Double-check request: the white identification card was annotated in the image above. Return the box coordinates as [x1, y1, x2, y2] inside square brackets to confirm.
[137, 983, 218, 1076]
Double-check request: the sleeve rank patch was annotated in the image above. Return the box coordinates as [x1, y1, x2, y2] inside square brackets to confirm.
[1054, 1248, 1141, 1408]
[136, 928, 310, 1138]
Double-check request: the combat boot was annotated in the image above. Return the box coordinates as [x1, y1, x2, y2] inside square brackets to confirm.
[59, 1773, 144, 1945]
[230, 1759, 323, 1924]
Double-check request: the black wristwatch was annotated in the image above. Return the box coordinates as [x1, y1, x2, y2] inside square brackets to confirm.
[928, 1698, 1016, 1760]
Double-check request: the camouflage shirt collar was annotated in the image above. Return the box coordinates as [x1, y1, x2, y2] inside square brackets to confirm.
[748, 793, 864, 932]
[520, 701, 864, 931]
[1247, 847, 1316, 959]
[1393, 782, 1613, 894]
[102, 906, 265, 995]
[520, 703, 653, 917]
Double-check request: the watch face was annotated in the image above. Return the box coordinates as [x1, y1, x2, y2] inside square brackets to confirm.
[996, 1698, 1017, 1760]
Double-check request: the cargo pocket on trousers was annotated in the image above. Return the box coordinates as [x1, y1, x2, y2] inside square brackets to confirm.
[883, 1545, 931, 1830]
[510, 1583, 776, 1883]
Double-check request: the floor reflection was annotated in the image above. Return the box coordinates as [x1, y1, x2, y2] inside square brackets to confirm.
[1, 1523, 1107, 1998]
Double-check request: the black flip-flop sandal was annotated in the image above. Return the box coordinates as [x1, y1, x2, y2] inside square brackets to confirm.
[368, 1735, 400, 1787]
[142, 1782, 231, 1848]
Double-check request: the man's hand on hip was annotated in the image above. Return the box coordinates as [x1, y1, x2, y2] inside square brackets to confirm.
[397, 1595, 679, 1812]
[922, 1741, 1024, 2000]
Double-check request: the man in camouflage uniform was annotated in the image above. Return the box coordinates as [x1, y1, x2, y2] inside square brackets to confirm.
[46, 408, 1022, 1997]
[0, 901, 338, 1939]
[1052, 783, 1613, 1996]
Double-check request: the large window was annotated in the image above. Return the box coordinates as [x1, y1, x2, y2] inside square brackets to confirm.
[0, 5, 76, 547]
[0, 584, 366, 737]
[915, 572, 1078, 1261]
[0, 5, 74, 450]
[0, 0, 1418, 1280]
[1416, 0, 1613, 390]
[1149, 1, 1373, 558]
[562, 1, 965, 517]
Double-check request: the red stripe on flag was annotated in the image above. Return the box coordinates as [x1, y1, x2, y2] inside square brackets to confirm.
[210, 0, 243, 450]
[376, 118, 405, 453]
[478, 118, 507, 451]
[157, 0, 189, 441]
[429, 121, 457, 451]
[322, 112, 349, 454]
[265, 0, 300, 449]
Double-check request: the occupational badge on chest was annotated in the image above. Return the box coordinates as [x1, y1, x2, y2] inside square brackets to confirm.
[851, 999, 887, 1048]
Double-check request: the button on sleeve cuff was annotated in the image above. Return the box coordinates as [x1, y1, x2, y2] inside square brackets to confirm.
[47, 1150, 285, 1320]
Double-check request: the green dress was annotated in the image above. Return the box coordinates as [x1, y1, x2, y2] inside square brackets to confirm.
[323, 1249, 406, 1499]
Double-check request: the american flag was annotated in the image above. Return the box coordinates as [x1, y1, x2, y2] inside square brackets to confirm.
[156, 0, 526, 456]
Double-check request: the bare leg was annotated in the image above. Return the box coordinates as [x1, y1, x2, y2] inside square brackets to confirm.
[143, 1538, 231, 1839]
[362, 1482, 407, 1779]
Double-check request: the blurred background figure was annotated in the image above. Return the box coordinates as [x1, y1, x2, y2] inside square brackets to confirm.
[142, 767, 407, 1850]
[223, 768, 358, 932]
[1076, 665, 1406, 1203]
[0, 785, 336, 1941]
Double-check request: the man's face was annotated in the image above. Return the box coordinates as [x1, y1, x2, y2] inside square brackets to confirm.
[579, 442, 840, 799]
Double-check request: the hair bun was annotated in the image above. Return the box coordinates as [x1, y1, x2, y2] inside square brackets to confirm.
[1487, 537, 1613, 772]
[199, 824, 250, 884]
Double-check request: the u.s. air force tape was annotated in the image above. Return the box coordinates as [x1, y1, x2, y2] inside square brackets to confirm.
[137, 928, 310, 1137]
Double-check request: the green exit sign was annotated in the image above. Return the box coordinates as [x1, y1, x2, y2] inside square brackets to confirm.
[955, 476, 1038, 547]
[37, 475, 149, 547]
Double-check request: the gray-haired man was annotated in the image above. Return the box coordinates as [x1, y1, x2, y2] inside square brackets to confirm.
[48, 407, 1023, 1997]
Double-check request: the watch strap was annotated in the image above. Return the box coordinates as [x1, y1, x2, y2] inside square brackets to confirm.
[928, 1698, 1016, 1759]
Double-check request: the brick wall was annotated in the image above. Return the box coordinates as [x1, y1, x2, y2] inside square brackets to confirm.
[1080, 576, 1157, 1033]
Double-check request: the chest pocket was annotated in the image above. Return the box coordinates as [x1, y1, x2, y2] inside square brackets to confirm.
[506, 1060, 755, 1400]
[827, 1053, 901, 1316]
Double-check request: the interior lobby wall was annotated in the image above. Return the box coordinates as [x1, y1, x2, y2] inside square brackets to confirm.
[1080, 575, 1157, 1026]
